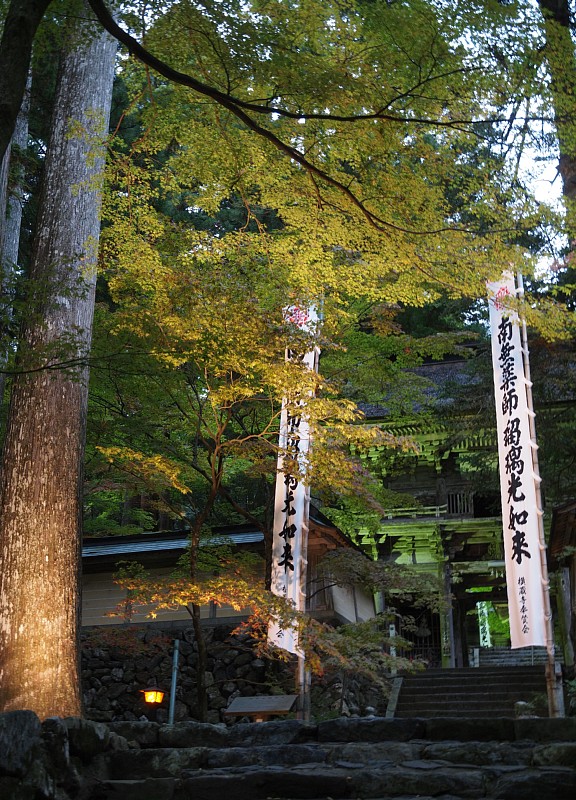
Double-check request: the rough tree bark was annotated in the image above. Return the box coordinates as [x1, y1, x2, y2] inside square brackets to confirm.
[538, 0, 576, 220]
[0, 0, 52, 163]
[0, 5, 116, 718]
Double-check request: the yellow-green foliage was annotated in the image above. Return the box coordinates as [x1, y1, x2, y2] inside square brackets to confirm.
[100, 0, 572, 317]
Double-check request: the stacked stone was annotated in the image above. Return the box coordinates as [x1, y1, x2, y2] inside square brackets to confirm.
[81, 624, 276, 724]
[81, 622, 383, 724]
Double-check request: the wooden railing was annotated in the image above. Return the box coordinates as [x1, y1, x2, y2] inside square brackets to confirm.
[383, 505, 448, 519]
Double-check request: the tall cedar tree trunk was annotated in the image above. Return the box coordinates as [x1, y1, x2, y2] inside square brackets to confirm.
[538, 0, 576, 218]
[0, 6, 115, 718]
[538, 0, 576, 662]
[0, 0, 53, 163]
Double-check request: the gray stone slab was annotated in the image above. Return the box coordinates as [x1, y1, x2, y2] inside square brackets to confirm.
[107, 720, 160, 748]
[422, 740, 533, 766]
[514, 717, 576, 742]
[227, 719, 317, 747]
[108, 746, 206, 779]
[318, 716, 426, 742]
[158, 720, 230, 748]
[175, 767, 354, 799]
[326, 740, 420, 765]
[532, 742, 576, 767]
[348, 764, 486, 798]
[491, 767, 576, 800]
[204, 743, 326, 769]
[424, 717, 515, 742]
[88, 777, 176, 800]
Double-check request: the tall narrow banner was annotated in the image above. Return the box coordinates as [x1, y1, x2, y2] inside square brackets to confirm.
[487, 273, 546, 648]
[268, 307, 319, 655]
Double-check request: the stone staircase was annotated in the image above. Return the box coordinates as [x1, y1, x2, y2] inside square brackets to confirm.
[472, 646, 556, 667]
[393, 666, 547, 718]
[86, 716, 576, 800]
[3, 712, 576, 800]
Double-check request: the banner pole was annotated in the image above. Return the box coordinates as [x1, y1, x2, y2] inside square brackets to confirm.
[517, 274, 564, 717]
[296, 655, 311, 720]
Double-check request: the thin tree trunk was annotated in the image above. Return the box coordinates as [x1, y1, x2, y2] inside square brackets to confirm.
[0, 5, 115, 719]
[189, 519, 211, 722]
[2, 74, 30, 272]
[191, 602, 209, 721]
[0, 73, 31, 407]
[0, 147, 8, 260]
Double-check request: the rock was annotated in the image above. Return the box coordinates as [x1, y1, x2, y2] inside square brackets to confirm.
[107, 746, 205, 779]
[91, 777, 177, 799]
[490, 767, 576, 800]
[318, 716, 425, 742]
[425, 716, 515, 742]
[107, 720, 159, 748]
[63, 717, 111, 762]
[356, 763, 486, 798]
[178, 766, 354, 800]
[42, 717, 71, 771]
[514, 717, 576, 742]
[228, 720, 317, 747]
[327, 740, 419, 765]
[0, 710, 43, 777]
[423, 740, 533, 766]
[0, 775, 39, 799]
[158, 721, 230, 748]
[532, 742, 576, 767]
[106, 683, 128, 700]
[170, 700, 189, 722]
[233, 653, 253, 667]
[107, 731, 131, 752]
[88, 709, 114, 722]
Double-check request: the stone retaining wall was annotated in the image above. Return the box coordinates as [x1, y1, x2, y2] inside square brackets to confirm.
[81, 622, 384, 723]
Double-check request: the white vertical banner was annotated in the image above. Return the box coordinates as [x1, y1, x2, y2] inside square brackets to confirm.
[268, 307, 319, 655]
[488, 272, 546, 648]
[477, 601, 492, 648]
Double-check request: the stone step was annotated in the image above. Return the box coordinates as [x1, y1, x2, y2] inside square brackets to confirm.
[398, 680, 544, 692]
[107, 715, 576, 748]
[105, 737, 566, 779]
[397, 696, 544, 716]
[402, 666, 545, 678]
[91, 719, 576, 800]
[473, 647, 558, 668]
[393, 666, 546, 719]
[4, 712, 576, 800]
[88, 761, 576, 800]
[397, 706, 528, 719]
[395, 695, 544, 706]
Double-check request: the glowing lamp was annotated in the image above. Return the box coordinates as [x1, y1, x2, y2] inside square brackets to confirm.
[141, 686, 165, 704]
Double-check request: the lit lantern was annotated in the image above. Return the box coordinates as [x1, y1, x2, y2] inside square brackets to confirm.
[141, 686, 165, 704]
